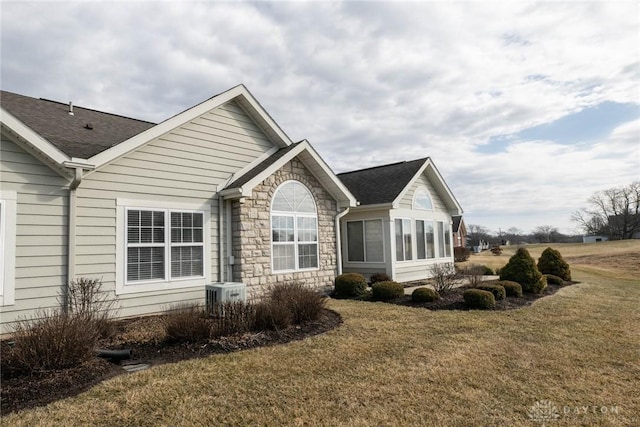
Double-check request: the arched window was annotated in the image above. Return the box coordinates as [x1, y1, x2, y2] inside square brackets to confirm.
[412, 187, 433, 210]
[271, 181, 318, 271]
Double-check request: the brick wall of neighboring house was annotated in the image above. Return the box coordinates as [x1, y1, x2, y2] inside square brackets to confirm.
[231, 158, 338, 299]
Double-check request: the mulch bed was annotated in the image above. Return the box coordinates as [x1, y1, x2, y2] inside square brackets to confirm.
[1, 309, 342, 416]
[395, 280, 576, 310]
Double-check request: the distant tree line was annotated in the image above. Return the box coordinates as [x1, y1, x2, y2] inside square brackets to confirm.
[466, 224, 580, 247]
[465, 182, 640, 247]
[572, 181, 640, 240]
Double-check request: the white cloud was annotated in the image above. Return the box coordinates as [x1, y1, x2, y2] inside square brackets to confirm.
[1, 1, 638, 234]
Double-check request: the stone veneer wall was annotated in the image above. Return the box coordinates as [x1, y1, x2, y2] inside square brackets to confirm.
[231, 158, 338, 299]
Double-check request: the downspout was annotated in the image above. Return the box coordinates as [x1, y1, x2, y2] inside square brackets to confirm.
[65, 167, 83, 312]
[218, 193, 224, 283]
[335, 207, 351, 276]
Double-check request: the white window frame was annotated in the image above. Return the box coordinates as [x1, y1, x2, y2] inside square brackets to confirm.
[271, 181, 319, 273]
[116, 199, 210, 295]
[346, 219, 385, 263]
[394, 218, 413, 262]
[0, 191, 17, 306]
[412, 186, 434, 211]
[416, 219, 436, 260]
[437, 220, 452, 258]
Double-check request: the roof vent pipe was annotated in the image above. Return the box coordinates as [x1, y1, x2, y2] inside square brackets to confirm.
[68, 102, 74, 116]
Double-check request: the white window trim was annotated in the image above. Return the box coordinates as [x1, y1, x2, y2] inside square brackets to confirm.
[394, 217, 413, 262]
[412, 186, 434, 211]
[415, 219, 436, 260]
[345, 218, 385, 263]
[0, 191, 17, 306]
[116, 198, 211, 295]
[270, 181, 319, 273]
[436, 220, 452, 259]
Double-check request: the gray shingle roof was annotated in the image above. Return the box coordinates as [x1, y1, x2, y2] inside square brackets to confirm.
[1, 90, 156, 158]
[226, 143, 300, 189]
[337, 158, 427, 205]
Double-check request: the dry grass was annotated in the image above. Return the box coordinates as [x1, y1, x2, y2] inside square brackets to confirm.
[3, 241, 639, 426]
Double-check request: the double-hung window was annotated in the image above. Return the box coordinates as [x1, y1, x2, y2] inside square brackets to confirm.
[395, 218, 412, 261]
[346, 219, 384, 262]
[271, 181, 318, 272]
[123, 205, 205, 289]
[416, 220, 435, 260]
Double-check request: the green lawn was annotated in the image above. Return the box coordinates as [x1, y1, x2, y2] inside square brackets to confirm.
[4, 241, 640, 426]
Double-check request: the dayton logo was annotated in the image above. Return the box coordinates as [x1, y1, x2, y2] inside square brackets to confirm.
[528, 400, 560, 426]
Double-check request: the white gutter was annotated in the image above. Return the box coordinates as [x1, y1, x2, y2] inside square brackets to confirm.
[335, 207, 351, 275]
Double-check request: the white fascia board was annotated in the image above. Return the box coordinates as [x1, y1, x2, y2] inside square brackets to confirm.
[235, 140, 357, 206]
[426, 160, 464, 215]
[297, 140, 357, 207]
[392, 158, 463, 215]
[392, 158, 430, 207]
[234, 85, 292, 148]
[235, 142, 307, 197]
[88, 84, 293, 169]
[1, 107, 71, 168]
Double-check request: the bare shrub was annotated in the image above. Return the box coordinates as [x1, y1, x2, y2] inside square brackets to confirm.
[7, 310, 100, 375]
[253, 299, 293, 331]
[429, 262, 459, 294]
[463, 265, 486, 287]
[65, 277, 119, 338]
[268, 282, 326, 324]
[210, 301, 256, 337]
[163, 303, 211, 343]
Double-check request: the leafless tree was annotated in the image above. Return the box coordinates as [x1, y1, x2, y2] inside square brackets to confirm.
[572, 182, 640, 240]
[532, 225, 560, 243]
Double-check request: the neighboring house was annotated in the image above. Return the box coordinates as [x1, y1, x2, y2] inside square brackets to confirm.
[451, 215, 467, 248]
[0, 85, 356, 334]
[337, 158, 463, 283]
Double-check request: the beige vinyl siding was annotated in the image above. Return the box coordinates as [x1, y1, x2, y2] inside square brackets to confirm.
[399, 174, 447, 211]
[75, 100, 274, 319]
[0, 135, 69, 333]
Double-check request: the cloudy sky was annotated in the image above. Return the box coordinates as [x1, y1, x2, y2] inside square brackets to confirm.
[1, 1, 638, 235]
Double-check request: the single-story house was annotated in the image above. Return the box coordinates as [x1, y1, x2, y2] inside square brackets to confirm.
[0, 85, 464, 333]
[337, 158, 463, 283]
[0, 85, 359, 333]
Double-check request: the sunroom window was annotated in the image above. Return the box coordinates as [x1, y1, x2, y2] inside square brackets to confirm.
[347, 219, 384, 262]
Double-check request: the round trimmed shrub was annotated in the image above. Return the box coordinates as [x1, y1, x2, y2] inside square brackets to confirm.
[499, 247, 543, 293]
[537, 247, 571, 281]
[463, 289, 496, 310]
[411, 287, 439, 303]
[481, 265, 494, 275]
[497, 280, 523, 297]
[369, 272, 391, 285]
[371, 281, 404, 301]
[528, 276, 547, 294]
[476, 284, 506, 300]
[544, 274, 564, 286]
[334, 273, 367, 299]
